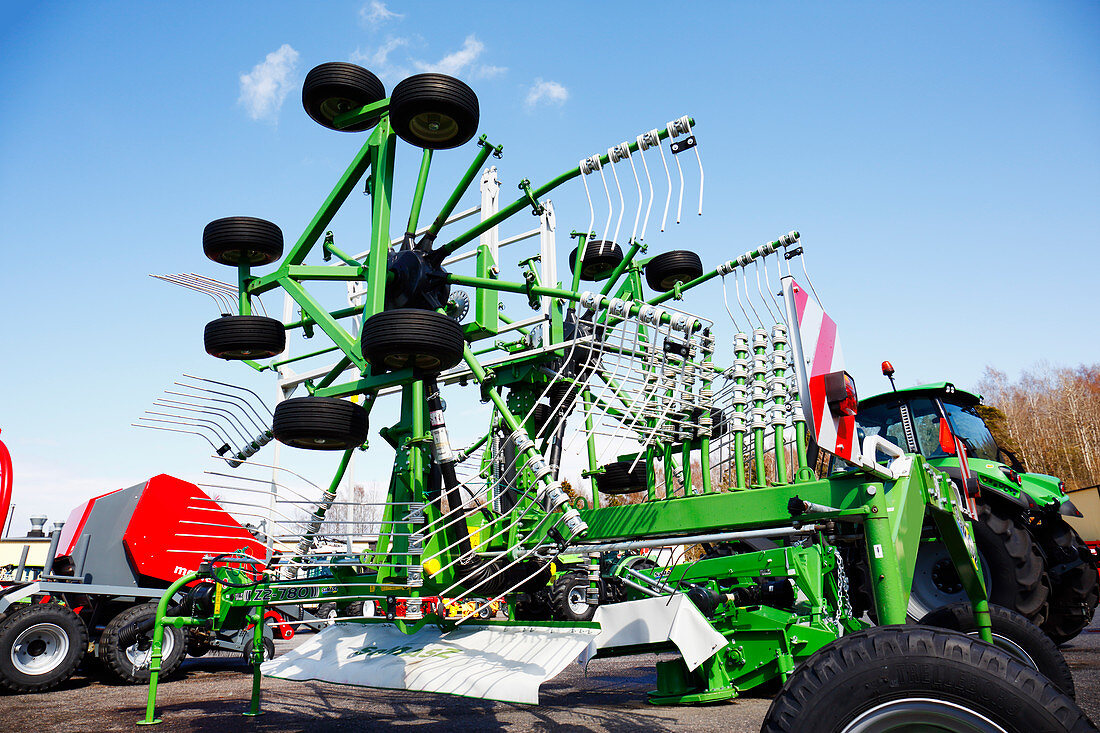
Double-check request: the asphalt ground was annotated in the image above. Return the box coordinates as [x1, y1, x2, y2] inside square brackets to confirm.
[3, 618, 1099, 733]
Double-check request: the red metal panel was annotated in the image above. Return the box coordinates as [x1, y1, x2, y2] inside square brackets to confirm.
[58, 490, 118, 557]
[122, 474, 266, 582]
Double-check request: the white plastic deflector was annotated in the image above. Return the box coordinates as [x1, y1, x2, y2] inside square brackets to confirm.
[262, 621, 599, 704]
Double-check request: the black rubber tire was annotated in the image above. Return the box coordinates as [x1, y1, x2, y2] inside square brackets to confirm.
[273, 396, 369, 450]
[302, 62, 386, 132]
[513, 591, 552, 621]
[568, 240, 623, 282]
[762, 626, 1094, 733]
[100, 603, 185, 684]
[203, 216, 283, 266]
[316, 602, 339, 626]
[909, 500, 1050, 625]
[0, 602, 88, 692]
[185, 630, 210, 658]
[644, 250, 703, 292]
[388, 73, 479, 149]
[527, 403, 552, 433]
[595, 460, 647, 496]
[918, 602, 1075, 697]
[242, 636, 276, 663]
[361, 308, 465, 373]
[1038, 519, 1100, 644]
[550, 571, 595, 622]
[204, 315, 286, 360]
[978, 501, 1051, 623]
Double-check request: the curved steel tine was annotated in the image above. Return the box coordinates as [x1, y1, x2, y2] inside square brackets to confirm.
[635, 134, 656, 241]
[180, 374, 275, 419]
[607, 146, 625, 248]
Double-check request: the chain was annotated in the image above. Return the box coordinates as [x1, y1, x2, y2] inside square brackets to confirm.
[830, 545, 853, 634]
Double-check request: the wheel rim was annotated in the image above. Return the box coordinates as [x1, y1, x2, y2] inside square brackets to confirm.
[969, 631, 1038, 671]
[842, 698, 1007, 733]
[11, 622, 69, 676]
[567, 586, 589, 616]
[123, 625, 175, 672]
[320, 96, 359, 122]
[908, 540, 991, 620]
[408, 111, 458, 144]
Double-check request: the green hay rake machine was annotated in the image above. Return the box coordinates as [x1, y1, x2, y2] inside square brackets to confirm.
[138, 63, 1092, 730]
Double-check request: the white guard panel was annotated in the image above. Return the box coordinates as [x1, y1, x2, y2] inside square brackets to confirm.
[262, 621, 598, 704]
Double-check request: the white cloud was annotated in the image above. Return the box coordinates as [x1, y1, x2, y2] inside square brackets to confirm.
[525, 78, 568, 109]
[360, 1, 403, 25]
[413, 35, 507, 79]
[354, 34, 507, 84]
[415, 34, 483, 76]
[350, 36, 411, 82]
[238, 44, 300, 122]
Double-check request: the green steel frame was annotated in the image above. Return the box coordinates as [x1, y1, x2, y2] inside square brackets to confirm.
[141, 90, 990, 722]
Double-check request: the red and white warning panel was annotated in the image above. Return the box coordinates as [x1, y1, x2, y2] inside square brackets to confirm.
[783, 277, 860, 464]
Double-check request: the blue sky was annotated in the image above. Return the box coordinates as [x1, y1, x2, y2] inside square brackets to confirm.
[1, 1, 1097, 534]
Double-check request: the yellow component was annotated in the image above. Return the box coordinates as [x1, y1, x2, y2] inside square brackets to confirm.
[214, 585, 222, 616]
[466, 522, 484, 551]
[423, 557, 442, 576]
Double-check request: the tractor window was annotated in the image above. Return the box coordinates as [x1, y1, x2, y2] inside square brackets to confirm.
[942, 401, 999, 462]
[907, 399, 952, 459]
[851, 402, 908, 462]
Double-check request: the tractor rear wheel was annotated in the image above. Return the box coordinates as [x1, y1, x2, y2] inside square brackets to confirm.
[644, 250, 703, 292]
[204, 315, 286, 360]
[100, 603, 185, 684]
[908, 501, 1050, 625]
[550, 571, 595, 622]
[203, 216, 283, 266]
[388, 74, 479, 149]
[762, 626, 1093, 733]
[568, 240, 623, 281]
[361, 309, 466, 373]
[302, 62, 386, 132]
[1038, 519, 1100, 644]
[0, 602, 87, 692]
[273, 396, 369, 450]
[918, 602, 1075, 697]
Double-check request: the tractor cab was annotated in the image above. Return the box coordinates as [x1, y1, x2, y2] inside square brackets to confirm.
[856, 379, 1078, 518]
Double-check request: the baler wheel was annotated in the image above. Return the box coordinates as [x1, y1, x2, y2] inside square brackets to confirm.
[388, 73, 479, 150]
[100, 603, 185, 684]
[644, 250, 703, 292]
[762, 626, 1092, 733]
[273, 396, 369, 451]
[0, 602, 87, 692]
[361, 309, 466, 373]
[203, 216, 284, 266]
[568, 240, 623, 282]
[302, 62, 386, 132]
[204, 315, 286, 360]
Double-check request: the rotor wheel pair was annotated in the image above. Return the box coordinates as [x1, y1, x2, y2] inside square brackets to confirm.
[200, 216, 287, 359]
[303, 63, 478, 150]
[272, 309, 465, 451]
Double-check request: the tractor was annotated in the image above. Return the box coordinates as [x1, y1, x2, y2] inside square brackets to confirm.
[847, 364, 1099, 643]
